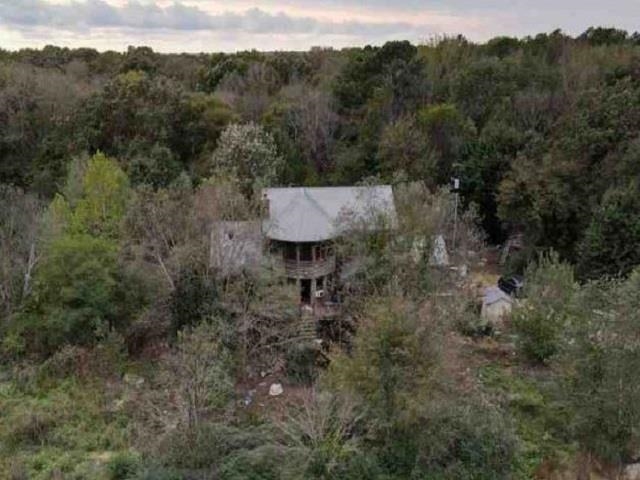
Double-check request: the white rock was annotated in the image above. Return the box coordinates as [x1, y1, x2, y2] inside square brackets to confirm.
[625, 463, 640, 480]
[269, 383, 283, 396]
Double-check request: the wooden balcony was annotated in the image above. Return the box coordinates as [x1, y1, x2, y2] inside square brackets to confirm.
[282, 255, 336, 279]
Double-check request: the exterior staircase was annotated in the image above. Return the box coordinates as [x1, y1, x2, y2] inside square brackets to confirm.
[299, 312, 317, 342]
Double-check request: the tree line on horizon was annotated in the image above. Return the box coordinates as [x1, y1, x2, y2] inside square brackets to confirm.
[2, 26, 640, 278]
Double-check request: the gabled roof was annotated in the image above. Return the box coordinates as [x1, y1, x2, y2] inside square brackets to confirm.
[483, 286, 513, 306]
[263, 186, 396, 242]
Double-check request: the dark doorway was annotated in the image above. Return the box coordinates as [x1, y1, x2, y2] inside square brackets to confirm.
[301, 279, 311, 304]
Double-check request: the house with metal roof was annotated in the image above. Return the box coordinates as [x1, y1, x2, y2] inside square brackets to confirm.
[261, 186, 396, 313]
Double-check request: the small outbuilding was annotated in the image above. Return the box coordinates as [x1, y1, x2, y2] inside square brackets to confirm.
[481, 286, 514, 325]
[210, 221, 263, 276]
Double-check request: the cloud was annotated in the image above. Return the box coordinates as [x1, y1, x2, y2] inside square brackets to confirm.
[0, 0, 438, 38]
[3, 0, 636, 53]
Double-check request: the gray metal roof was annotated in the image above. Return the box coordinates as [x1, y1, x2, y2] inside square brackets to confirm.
[483, 286, 513, 306]
[263, 186, 396, 242]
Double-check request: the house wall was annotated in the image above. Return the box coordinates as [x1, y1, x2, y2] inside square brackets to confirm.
[481, 299, 513, 325]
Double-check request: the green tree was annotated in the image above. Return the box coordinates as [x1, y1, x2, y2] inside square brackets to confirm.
[7, 153, 136, 355]
[498, 77, 640, 266]
[328, 298, 440, 432]
[17, 234, 119, 354]
[377, 115, 430, 181]
[70, 152, 130, 238]
[578, 181, 640, 279]
[210, 123, 283, 194]
[417, 103, 476, 185]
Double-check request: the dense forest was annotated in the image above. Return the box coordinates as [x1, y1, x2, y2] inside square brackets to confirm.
[2, 27, 640, 479]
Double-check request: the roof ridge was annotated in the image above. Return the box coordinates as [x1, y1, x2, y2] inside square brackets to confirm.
[277, 188, 328, 219]
[302, 187, 331, 221]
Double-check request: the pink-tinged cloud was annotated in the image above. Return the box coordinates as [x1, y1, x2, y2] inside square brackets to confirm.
[0, 0, 637, 52]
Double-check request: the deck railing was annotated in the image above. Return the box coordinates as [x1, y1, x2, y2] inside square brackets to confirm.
[301, 301, 341, 318]
[282, 255, 336, 278]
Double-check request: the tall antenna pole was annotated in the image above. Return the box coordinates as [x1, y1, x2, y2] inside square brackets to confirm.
[452, 177, 460, 254]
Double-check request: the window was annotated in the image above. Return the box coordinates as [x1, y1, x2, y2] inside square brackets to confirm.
[284, 243, 297, 260]
[300, 244, 312, 261]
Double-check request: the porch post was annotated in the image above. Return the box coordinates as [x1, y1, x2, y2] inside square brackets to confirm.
[311, 245, 317, 306]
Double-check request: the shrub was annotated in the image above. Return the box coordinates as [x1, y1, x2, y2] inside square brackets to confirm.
[131, 466, 183, 480]
[558, 270, 640, 465]
[38, 345, 87, 380]
[7, 410, 57, 447]
[451, 297, 489, 337]
[107, 452, 141, 480]
[218, 445, 283, 480]
[512, 252, 576, 363]
[161, 423, 272, 470]
[285, 343, 317, 385]
[169, 268, 222, 337]
[327, 297, 441, 428]
[37, 330, 127, 381]
[409, 405, 518, 479]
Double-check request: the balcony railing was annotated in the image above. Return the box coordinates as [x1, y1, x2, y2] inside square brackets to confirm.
[301, 301, 341, 318]
[282, 255, 336, 279]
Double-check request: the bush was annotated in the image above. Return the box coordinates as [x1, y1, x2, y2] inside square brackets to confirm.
[409, 405, 518, 479]
[7, 410, 58, 447]
[161, 423, 272, 470]
[107, 452, 141, 480]
[131, 465, 183, 480]
[285, 343, 317, 385]
[169, 268, 222, 337]
[558, 270, 640, 465]
[38, 345, 87, 380]
[37, 330, 127, 381]
[512, 252, 576, 363]
[451, 297, 490, 337]
[218, 445, 283, 480]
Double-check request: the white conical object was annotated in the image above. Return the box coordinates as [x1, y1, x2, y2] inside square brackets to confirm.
[429, 234, 450, 266]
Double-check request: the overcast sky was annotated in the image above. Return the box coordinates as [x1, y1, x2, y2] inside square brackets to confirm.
[0, 0, 638, 52]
